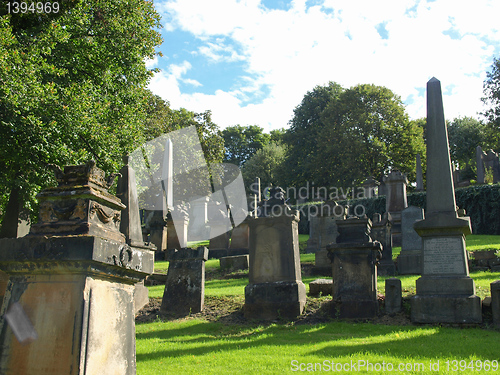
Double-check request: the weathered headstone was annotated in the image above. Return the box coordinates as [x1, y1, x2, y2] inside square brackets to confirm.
[327, 217, 382, 319]
[492, 281, 500, 328]
[208, 203, 231, 259]
[361, 176, 380, 198]
[145, 210, 167, 259]
[160, 246, 208, 315]
[166, 211, 188, 251]
[416, 153, 424, 191]
[476, 145, 485, 184]
[0, 161, 154, 375]
[245, 188, 306, 320]
[116, 156, 156, 313]
[220, 254, 249, 271]
[411, 78, 481, 324]
[483, 149, 500, 183]
[309, 279, 333, 296]
[397, 206, 424, 275]
[385, 278, 402, 314]
[188, 196, 209, 241]
[384, 170, 408, 247]
[304, 215, 320, 254]
[371, 212, 395, 276]
[229, 218, 250, 256]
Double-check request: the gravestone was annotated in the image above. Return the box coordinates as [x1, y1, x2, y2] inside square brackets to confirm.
[166, 212, 188, 250]
[411, 78, 481, 324]
[313, 202, 343, 274]
[384, 170, 408, 247]
[160, 247, 208, 315]
[397, 206, 424, 274]
[116, 156, 156, 313]
[361, 176, 380, 198]
[371, 212, 395, 276]
[188, 196, 209, 241]
[220, 254, 249, 271]
[327, 217, 382, 319]
[208, 203, 231, 259]
[229, 213, 249, 256]
[145, 210, 167, 259]
[304, 215, 320, 254]
[245, 187, 306, 320]
[385, 278, 402, 314]
[416, 154, 424, 191]
[476, 146, 485, 184]
[309, 279, 333, 296]
[0, 160, 154, 375]
[492, 281, 500, 327]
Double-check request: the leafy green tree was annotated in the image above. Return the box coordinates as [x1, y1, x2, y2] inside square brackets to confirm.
[283, 83, 425, 192]
[0, 0, 162, 236]
[222, 125, 270, 166]
[283, 82, 344, 187]
[318, 84, 425, 187]
[447, 117, 492, 180]
[241, 142, 287, 193]
[483, 56, 500, 147]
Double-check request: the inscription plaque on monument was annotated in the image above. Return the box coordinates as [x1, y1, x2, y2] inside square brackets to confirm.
[423, 237, 466, 275]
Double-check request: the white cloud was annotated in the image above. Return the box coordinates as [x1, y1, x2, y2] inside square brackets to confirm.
[150, 0, 500, 129]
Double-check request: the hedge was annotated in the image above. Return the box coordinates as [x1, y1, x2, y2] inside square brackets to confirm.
[293, 184, 500, 235]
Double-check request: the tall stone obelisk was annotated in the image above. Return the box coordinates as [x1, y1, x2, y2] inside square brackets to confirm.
[411, 78, 481, 323]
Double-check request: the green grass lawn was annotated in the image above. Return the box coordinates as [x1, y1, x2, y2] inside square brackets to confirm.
[139, 234, 500, 374]
[137, 320, 500, 375]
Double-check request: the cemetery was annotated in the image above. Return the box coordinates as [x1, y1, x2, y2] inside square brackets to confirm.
[3, 2, 500, 373]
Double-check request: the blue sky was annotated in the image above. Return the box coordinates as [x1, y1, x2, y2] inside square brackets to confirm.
[147, 0, 500, 132]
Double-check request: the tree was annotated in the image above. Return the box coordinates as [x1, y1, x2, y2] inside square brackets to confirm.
[483, 56, 500, 148]
[241, 142, 287, 193]
[317, 84, 425, 188]
[283, 82, 344, 187]
[0, 0, 163, 236]
[282, 83, 425, 193]
[447, 117, 493, 180]
[222, 125, 270, 166]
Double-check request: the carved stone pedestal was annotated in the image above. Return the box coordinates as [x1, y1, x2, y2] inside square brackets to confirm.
[0, 161, 154, 375]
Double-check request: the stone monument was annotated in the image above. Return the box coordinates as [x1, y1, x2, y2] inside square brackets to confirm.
[313, 202, 344, 274]
[371, 212, 395, 276]
[244, 187, 306, 320]
[383, 170, 408, 247]
[327, 217, 382, 319]
[160, 247, 208, 315]
[411, 78, 481, 324]
[397, 206, 424, 274]
[0, 160, 154, 374]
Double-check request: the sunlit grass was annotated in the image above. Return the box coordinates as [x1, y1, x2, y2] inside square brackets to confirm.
[136, 319, 500, 375]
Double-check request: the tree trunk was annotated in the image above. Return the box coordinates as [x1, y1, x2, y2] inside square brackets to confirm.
[0, 187, 21, 238]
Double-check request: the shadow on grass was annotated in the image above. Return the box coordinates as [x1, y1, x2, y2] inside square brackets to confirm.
[136, 320, 500, 364]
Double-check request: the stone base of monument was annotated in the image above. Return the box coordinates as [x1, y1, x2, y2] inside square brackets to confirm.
[0, 236, 154, 375]
[208, 249, 228, 259]
[492, 281, 500, 327]
[227, 248, 250, 256]
[134, 281, 149, 314]
[244, 281, 306, 320]
[327, 242, 382, 319]
[312, 249, 332, 275]
[411, 276, 482, 323]
[220, 255, 249, 271]
[396, 250, 422, 275]
[161, 247, 208, 315]
[309, 278, 333, 296]
[378, 260, 396, 276]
